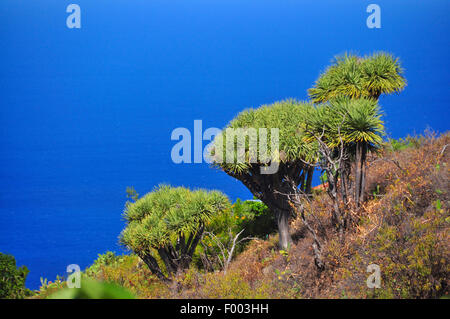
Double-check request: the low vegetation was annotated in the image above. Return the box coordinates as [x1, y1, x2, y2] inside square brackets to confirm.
[119, 185, 231, 282]
[27, 132, 449, 299]
[0, 253, 32, 299]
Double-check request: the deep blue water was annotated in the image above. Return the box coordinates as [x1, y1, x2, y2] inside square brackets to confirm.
[0, 0, 449, 290]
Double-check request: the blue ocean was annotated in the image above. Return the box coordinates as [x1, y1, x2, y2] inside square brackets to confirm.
[0, 0, 449, 289]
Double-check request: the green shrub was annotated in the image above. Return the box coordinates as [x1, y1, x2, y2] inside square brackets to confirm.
[84, 251, 123, 277]
[0, 253, 32, 299]
[387, 136, 422, 152]
[35, 275, 67, 299]
[83, 253, 170, 298]
[232, 199, 276, 239]
[47, 277, 135, 299]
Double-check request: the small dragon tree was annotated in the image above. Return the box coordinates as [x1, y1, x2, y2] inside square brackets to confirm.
[308, 52, 405, 205]
[209, 99, 317, 250]
[120, 185, 231, 282]
[303, 97, 385, 230]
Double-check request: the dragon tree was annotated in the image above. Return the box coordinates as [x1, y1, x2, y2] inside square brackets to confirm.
[308, 52, 405, 205]
[209, 99, 316, 250]
[120, 185, 230, 282]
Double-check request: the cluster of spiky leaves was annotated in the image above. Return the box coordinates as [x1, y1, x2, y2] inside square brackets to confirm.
[302, 97, 385, 149]
[120, 185, 231, 252]
[308, 52, 406, 103]
[210, 99, 318, 174]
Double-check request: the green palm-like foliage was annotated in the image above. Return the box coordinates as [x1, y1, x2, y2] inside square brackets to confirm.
[303, 97, 384, 149]
[362, 53, 406, 99]
[331, 97, 384, 147]
[210, 99, 317, 174]
[307, 52, 399, 207]
[302, 97, 385, 208]
[120, 185, 230, 281]
[308, 54, 364, 103]
[308, 52, 406, 103]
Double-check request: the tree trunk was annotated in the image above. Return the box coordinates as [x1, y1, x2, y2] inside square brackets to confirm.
[354, 142, 362, 206]
[359, 143, 367, 204]
[297, 203, 324, 270]
[139, 253, 170, 283]
[227, 163, 312, 251]
[158, 248, 176, 276]
[339, 161, 350, 205]
[354, 142, 368, 207]
[275, 208, 292, 250]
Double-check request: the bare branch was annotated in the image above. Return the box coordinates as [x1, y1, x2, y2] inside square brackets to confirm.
[203, 228, 257, 274]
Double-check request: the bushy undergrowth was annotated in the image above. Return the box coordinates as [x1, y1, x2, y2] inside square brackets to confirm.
[232, 199, 277, 239]
[83, 252, 168, 298]
[34, 133, 449, 299]
[0, 253, 32, 299]
[195, 198, 276, 271]
[319, 132, 450, 298]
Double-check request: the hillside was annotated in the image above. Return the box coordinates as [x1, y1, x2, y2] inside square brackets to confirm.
[35, 132, 449, 299]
